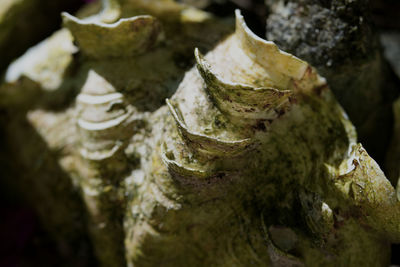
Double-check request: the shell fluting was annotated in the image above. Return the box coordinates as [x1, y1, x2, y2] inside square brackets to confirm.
[76, 70, 134, 161]
[166, 99, 253, 156]
[161, 10, 327, 175]
[62, 12, 163, 59]
[161, 142, 213, 179]
[195, 48, 293, 121]
[5, 0, 400, 264]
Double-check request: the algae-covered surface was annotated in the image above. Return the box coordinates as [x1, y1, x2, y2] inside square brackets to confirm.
[1, 0, 400, 266]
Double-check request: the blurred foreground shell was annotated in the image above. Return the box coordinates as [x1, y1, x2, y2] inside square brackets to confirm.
[76, 70, 136, 162]
[62, 12, 163, 59]
[0, 0, 233, 266]
[0, 0, 81, 72]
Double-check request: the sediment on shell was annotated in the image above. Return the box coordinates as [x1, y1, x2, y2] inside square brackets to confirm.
[166, 98, 253, 156]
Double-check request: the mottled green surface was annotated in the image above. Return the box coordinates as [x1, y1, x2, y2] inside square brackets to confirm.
[1, 1, 400, 266]
[123, 11, 400, 266]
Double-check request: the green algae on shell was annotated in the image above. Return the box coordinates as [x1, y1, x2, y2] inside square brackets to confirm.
[123, 9, 400, 267]
[166, 98, 253, 156]
[195, 48, 293, 121]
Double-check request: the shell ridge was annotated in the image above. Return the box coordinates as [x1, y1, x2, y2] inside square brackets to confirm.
[77, 92, 124, 105]
[234, 9, 308, 81]
[166, 99, 253, 156]
[166, 98, 251, 144]
[62, 12, 154, 29]
[76, 71, 134, 161]
[161, 142, 213, 179]
[194, 48, 293, 121]
[77, 112, 130, 131]
[62, 12, 163, 58]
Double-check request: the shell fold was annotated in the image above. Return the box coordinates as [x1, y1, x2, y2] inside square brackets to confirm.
[234, 10, 308, 88]
[76, 70, 134, 161]
[62, 12, 163, 59]
[166, 98, 253, 156]
[161, 140, 216, 179]
[195, 48, 293, 120]
[99, 0, 121, 23]
[186, 10, 326, 126]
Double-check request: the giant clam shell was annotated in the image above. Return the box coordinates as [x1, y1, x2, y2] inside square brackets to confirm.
[161, 10, 328, 177]
[62, 12, 163, 59]
[126, 9, 400, 267]
[76, 70, 134, 161]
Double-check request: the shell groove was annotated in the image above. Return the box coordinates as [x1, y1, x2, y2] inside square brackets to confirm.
[166, 99, 253, 156]
[76, 70, 134, 161]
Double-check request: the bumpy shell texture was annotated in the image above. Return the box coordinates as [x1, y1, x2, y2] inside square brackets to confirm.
[76, 70, 136, 161]
[2, 1, 400, 266]
[125, 10, 400, 267]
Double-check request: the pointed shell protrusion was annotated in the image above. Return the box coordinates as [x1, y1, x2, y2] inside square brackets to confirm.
[166, 98, 253, 156]
[234, 10, 309, 89]
[76, 70, 134, 161]
[62, 12, 163, 59]
[185, 10, 327, 126]
[334, 144, 396, 204]
[195, 48, 293, 120]
[234, 9, 326, 91]
[332, 143, 400, 241]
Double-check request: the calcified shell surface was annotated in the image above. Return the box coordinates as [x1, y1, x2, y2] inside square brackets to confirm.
[124, 10, 400, 267]
[1, 1, 400, 267]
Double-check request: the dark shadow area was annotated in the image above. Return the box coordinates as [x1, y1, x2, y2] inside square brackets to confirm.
[371, 0, 400, 30]
[204, 0, 267, 38]
[0, 0, 85, 74]
[371, 0, 400, 264]
[0, 103, 96, 266]
[0, 191, 90, 267]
